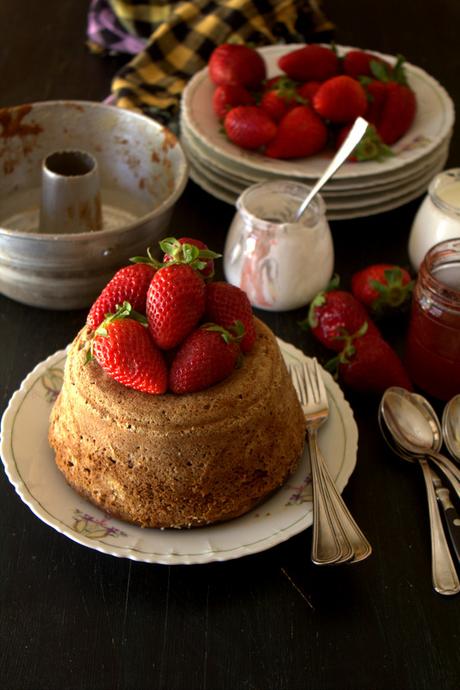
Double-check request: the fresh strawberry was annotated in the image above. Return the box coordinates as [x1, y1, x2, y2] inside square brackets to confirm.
[377, 81, 416, 145]
[299, 286, 380, 352]
[265, 105, 327, 159]
[169, 324, 242, 394]
[368, 55, 416, 144]
[87, 263, 156, 330]
[351, 263, 414, 315]
[162, 236, 217, 279]
[259, 76, 304, 122]
[296, 81, 322, 104]
[332, 331, 412, 394]
[146, 263, 205, 350]
[208, 44, 266, 89]
[91, 302, 168, 394]
[212, 83, 254, 120]
[313, 75, 368, 123]
[278, 44, 339, 82]
[205, 281, 256, 353]
[343, 50, 390, 79]
[224, 106, 277, 150]
[144, 237, 216, 349]
[362, 79, 388, 126]
[336, 123, 392, 162]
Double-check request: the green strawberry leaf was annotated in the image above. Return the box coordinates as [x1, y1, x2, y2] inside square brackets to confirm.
[351, 125, 393, 162]
[392, 55, 408, 86]
[130, 246, 163, 269]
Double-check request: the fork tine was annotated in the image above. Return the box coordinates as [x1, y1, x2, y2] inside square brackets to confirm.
[303, 359, 319, 404]
[312, 357, 328, 407]
[288, 361, 307, 406]
[292, 365, 306, 406]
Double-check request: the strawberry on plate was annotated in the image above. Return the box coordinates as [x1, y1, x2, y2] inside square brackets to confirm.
[278, 44, 339, 82]
[205, 281, 256, 353]
[335, 123, 392, 162]
[342, 49, 390, 79]
[361, 78, 388, 126]
[351, 263, 414, 315]
[300, 286, 380, 351]
[87, 263, 156, 330]
[169, 324, 242, 394]
[313, 75, 368, 123]
[212, 83, 255, 120]
[259, 76, 304, 122]
[296, 80, 322, 104]
[91, 302, 168, 394]
[368, 55, 417, 144]
[208, 44, 266, 89]
[265, 105, 328, 159]
[224, 105, 277, 150]
[378, 80, 416, 145]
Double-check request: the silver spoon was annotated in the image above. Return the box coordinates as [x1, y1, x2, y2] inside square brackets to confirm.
[378, 404, 460, 569]
[443, 394, 460, 462]
[293, 116, 369, 222]
[380, 387, 460, 494]
[380, 389, 460, 596]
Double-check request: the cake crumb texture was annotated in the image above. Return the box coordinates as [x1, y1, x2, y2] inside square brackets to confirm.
[49, 319, 306, 528]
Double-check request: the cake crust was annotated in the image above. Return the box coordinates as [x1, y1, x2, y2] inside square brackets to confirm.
[49, 318, 306, 528]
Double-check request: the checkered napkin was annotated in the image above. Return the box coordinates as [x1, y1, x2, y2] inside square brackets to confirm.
[87, 0, 334, 130]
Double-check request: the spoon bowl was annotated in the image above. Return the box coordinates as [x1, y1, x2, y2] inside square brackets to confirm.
[379, 389, 460, 596]
[380, 387, 438, 455]
[442, 394, 460, 462]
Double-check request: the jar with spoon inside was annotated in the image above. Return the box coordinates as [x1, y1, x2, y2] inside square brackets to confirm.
[223, 180, 334, 311]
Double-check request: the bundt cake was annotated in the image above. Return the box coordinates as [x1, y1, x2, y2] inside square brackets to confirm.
[49, 318, 306, 528]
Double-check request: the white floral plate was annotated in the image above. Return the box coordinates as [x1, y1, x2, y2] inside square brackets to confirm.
[181, 44, 454, 182]
[0, 340, 358, 565]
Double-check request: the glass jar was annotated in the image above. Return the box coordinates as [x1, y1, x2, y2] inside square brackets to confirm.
[408, 168, 460, 270]
[405, 238, 460, 400]
[223, 180, 334, 311]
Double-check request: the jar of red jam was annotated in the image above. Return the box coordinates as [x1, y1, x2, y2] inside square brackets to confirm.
[406, 238, 460, 400]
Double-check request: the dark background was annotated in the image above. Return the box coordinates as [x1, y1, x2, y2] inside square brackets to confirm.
[1, 2, 460, 689]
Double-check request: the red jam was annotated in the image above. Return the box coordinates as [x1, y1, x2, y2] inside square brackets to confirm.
[405, 238, 460, 400]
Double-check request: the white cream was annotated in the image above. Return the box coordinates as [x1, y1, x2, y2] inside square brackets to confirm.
[223, 180, 334, 311]
[409, 170, 460, 270]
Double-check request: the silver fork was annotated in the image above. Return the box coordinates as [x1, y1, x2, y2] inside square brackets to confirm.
[289, 357, 372, 564]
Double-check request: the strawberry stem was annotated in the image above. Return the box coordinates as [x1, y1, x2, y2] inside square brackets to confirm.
[202, 321, 245, 344]
[95, 301, 147, 337]
[130, 246, 163, 269]
[298, 275, 340, 330]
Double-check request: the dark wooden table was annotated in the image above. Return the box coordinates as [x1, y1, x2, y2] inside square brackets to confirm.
[1, 2, 460, 689]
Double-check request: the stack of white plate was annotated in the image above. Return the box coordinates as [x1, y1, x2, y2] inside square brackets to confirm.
[180, 45, 455, 220]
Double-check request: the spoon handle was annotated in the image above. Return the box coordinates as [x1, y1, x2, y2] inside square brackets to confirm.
[293, 116, 369, 222]
[433, 482, 460, 566]
[430, 451, 460, 488]
[419, 458, 460, 595]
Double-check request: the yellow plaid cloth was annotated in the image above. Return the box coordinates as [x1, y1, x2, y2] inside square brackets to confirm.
[91, 0, 334, 128]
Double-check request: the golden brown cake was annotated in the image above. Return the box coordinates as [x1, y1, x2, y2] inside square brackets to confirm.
[49, 318, 305, 528]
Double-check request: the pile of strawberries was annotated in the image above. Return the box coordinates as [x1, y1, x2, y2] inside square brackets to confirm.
[86, 237, 256, 395]
[300, 264, 414, 394]
[209, 43, 417, 160]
